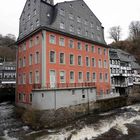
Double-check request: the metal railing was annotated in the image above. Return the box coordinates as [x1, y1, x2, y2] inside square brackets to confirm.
[33, 82, 96, 89]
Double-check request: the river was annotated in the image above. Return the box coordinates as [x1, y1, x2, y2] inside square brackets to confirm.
[0, 102, 140, 140]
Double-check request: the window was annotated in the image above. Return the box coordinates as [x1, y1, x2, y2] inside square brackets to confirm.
[29, 39, 33, 48]
[70, 71, 74, 82]
[70, 54, 74, 65]
[92, 58, 96, 67]
[78, 56, 82, 66]
[23, 57, 26, 67]
[77, 42, 82, 50]
[69, 13, 74, 20]
[23, 73, 26, 84]
[35, 36, 40, 45]
[105, 73, 108, 82]
[60, 53, 65, 64]
[19, 58, 22, 68]
[90, 22, 94, 28]
[60, 9, 65, 16]
[86, 57, 90, 67]
[104, 48, 107, 55]
[91, 32, 94, 39]
[50, 51, 56, 63]
[92, 72, 96, 82]
[98, 48, 101, 54]
[34, 9, 36, 15]
[31, 24, 33, 30]
[85, 44, 89, 52]
[77, 28, 81, 35]
[35, 52, 40, 64]
[29, 72, 33, 84]
[18, 74, 22, 84]
[69, 39, 74, 48]
[91, 45, 95, 52]
[99, 73, 103, 82]
[69, 25, 74, 32]
[28, 14, 31, 20]
[78, 72, 83, 82]
[23, 43, 26, 51]
[60, 71, 65, 83]
[59, 37, 65, 46]
[85, 31, 88, 36]
[104, 60, 107, 68]
[36, 19, 39, 26]
[84, 19, 88, 25]
[98, 59, 102, 68]
[77, 16, 81, 23]
[49, 35, 56, 44]
[29, 54, 33, 65]
[97, 26, 100, 30]
[86, 72, 90, 81]
[35, 71, 40, 84]
[60, 22, 65, 29]
[30, 94, 32, 103]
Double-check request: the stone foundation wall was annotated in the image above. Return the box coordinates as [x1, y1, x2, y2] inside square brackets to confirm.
[20, 96, 127, 129]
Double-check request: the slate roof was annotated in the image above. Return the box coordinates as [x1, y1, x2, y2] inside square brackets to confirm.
[18, 0, 106, 45]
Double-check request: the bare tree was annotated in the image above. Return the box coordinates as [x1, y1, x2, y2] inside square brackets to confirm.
[109, 26, 121, 42]
[129, 21, 140, 40]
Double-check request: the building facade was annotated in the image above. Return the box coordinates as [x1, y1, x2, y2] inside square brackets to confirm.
[0, 62, 16, 87]
[16, 0, 111, 109]
[109, 48, 140, 95]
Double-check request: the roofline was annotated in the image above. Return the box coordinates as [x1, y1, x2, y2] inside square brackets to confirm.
[16, 26, 109, 48]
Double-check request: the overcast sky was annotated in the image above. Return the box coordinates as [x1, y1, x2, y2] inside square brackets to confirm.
[0, 0, 140, 44]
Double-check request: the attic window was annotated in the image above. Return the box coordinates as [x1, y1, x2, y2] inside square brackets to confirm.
[60, 9, 65, 16]
[82, 4, 84, 8]
[47, 13, 50, 17]
[70, 4, 73, 7]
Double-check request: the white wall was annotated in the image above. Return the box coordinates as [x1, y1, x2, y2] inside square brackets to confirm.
[32, 88, 96, 110]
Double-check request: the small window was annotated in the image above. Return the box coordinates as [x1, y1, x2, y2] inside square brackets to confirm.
[98, 48, 101, 55]
[60, 53, 65, 64]
[85, 31, 88, 37]
[69, 13, 74, 20]
[59, 37, 65, 46]
[98, 59, 102, 68]
[86, 72, 90, 81]
[29, 39, 33, 48]
[50, 51, 56, 63]
[70, 54, 74, 65]
[91, 22, 94, 28]
[86, 57, 90, 67]
[35, 71, 40, 84]
[91, 45, 95, 52]
[78, 72, 83, 81]
[29, 54, 33, 65]
[99, 73, 103, 82]
[60, 71, 66, 83]
[35, 52, 40, 64]
[77, 42, 82, 50]
[82, 94, 85, 99]
[69, 39, 74, 48]
[69, 25, 74, 32]
[49, 35, 56, 44]
[92, 72, 96, 82]
[36, 19, 39, 26]
[35, 36, 40, 45]
[29, 72, 33, 84]
[60, 22, 65, 29]
[92, 58, 96, 67]
[78, 56, 82, 66]
[60, 9, 65, 16]
[85, 44, 89, 52]
[84, 19, 88, 25]
[105, 73, 108, 82]
[77, 16, 81, 23]
[70, 71, 74, 82]
[77, 28, 81, 35]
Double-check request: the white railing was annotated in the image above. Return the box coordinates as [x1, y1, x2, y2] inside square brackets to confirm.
[96, 93, 120, 100]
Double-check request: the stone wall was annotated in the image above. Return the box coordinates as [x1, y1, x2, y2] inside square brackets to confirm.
[20, 96, 127, 129]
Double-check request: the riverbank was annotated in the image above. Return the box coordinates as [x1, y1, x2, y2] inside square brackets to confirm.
[1, 101, 140, 140]
[16, 96, 129, 130]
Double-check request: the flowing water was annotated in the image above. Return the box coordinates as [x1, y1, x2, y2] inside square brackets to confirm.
[0, 102, 140, 140]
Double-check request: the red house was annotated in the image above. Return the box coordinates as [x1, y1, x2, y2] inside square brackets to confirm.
[16, 0, 111, 110]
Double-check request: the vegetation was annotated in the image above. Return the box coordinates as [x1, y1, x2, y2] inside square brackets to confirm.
[109, 21, 140, 63]
[0, 34, 16, 62]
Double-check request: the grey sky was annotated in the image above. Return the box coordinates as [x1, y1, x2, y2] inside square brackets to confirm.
[0, 0, 140, 43]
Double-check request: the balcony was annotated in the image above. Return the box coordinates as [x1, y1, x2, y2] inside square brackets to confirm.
[96, 93, 120, 100]
[33, 82, 96, 90]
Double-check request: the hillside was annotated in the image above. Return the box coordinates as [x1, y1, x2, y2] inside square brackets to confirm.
[0, 34, 16, 62]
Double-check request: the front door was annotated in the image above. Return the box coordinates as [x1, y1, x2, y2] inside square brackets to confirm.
[50, 70, 56, 88]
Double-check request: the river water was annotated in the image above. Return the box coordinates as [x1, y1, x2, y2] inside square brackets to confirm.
[0, 102, 140, 140]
